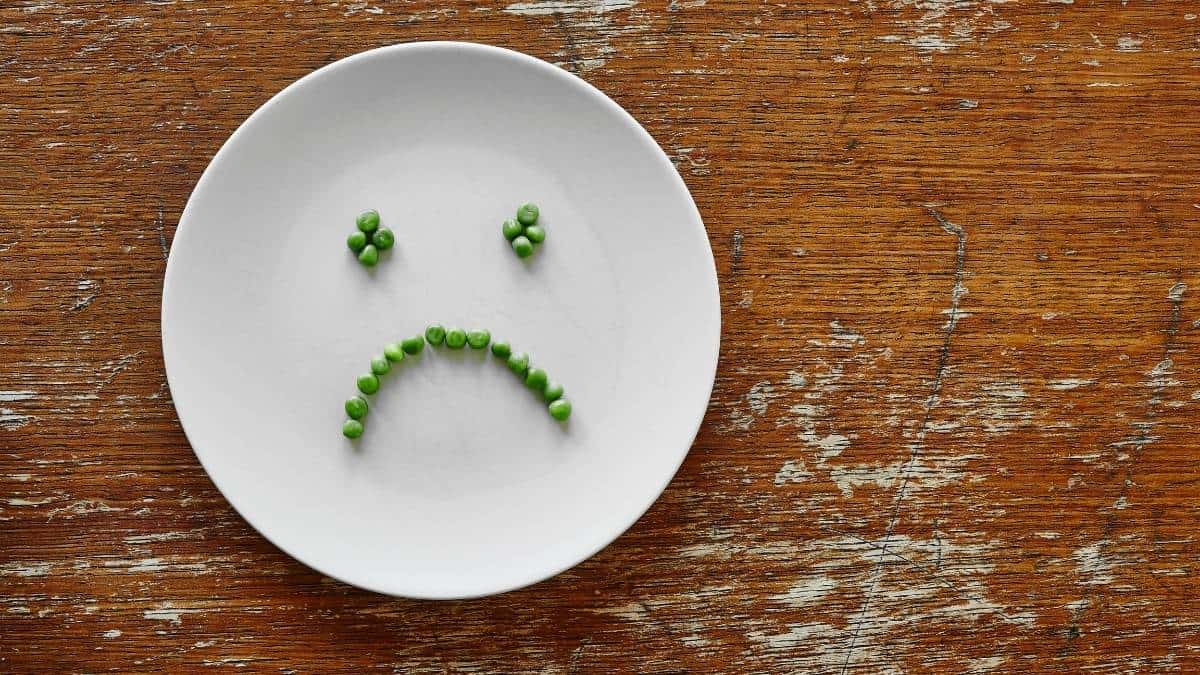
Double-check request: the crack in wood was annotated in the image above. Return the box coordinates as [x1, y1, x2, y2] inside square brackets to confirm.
[839, 207, 967, 674]
[1062, 274, 1186, 649]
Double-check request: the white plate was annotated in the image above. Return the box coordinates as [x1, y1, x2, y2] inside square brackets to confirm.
[162, 42, 720, 599]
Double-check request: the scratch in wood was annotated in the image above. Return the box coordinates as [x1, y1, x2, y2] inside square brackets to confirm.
[839, 207, 966, 674]
[731, 229, 744, 267]
[567, 635, 593, 674]
[821, 525, 1033, 627]
[46, 499, 125, 521]
[551, 11, 585, 74]
[95, 351, 143, 397]
[830, 65, 866, 140]
[156, 207, 168, 261]
[1064, 276, 1185, 644]
[69, 278, 99, 312]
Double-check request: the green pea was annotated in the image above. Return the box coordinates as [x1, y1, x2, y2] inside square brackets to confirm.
[401, 335, 425, 355]
[445, 328, 467, 349]
[491, 340, 512, 359]
[524, 225, 546, 244]
[343, 419, 364, 439]
[516, 202, 539, 226]
[384, 342, 405, 362]
[372, 228, 395, 250]
[425, 324, 446, 346]
[356, 373, 380, 395]
[525, 367, 548, 391]
[506, 351, 529, 376]
[345, 396, 369, 420]
[548, 398, 572, 421]
[357, 209, 380, 233]
[347, 231, 368, 253]
[502, 218, 523, 241]
[543, 381, 564, 403]
[370, 355, 390, 376]
[466, 329, 490, 349]
[512, 236, 534, 259]
[358, 244, 379, 267]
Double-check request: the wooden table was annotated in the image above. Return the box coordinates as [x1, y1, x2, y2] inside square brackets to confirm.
[3, 0, 1198, 671]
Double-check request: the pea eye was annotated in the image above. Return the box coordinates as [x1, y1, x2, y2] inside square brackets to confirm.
[511, 236, 534, 258]
[356, 209, 380, 233]
[516, 202, 539, 226]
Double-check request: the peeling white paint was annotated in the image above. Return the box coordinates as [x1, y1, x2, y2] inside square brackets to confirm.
[0, 562, 51, 577]
[724, 380, 781, 432]
[773, 459, 812, 485]
[1073, 541, 1115, 585]
[0, 409, 33, 429]
[752, 622, 839, 649]
[590, 602, 650, 621]
[1167, 281, 1186, 301]
[102, 629, 122, 639]
[0, 391, 36, 402]
[1115, 36, 1143, 52]
[504, 0, 636, 15]
[123, 531, 193, 544]
[47, 499, 125, 520]
[7, 497, 54, 506]
[144, 605, 203, 626]
[770, 575, 838, 607]
[1047, 378, 1094, 390]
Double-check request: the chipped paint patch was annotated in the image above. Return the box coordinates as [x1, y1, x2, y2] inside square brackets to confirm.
[47, 499, 125, 520]
[0, 409, 33, 429]
[1115, 36, 1143, 52]
[144, 605, 203, 626]
[590, 602, 650, 621]
[502, 0, 645, 72]
[976, 381, 1032, 433]
[0, 562, 52, 577]
[7, 496, 55, 506]
[774, 459, 812, 485]
[751, 622, 839, 649]
[504, 0, 637, 16]
[723, 380, 781, 432]
[1073, 541, 1115, 585]
[770, 575, 838, 607]
[747, 381, 778, 416]
[0, 390, 36, 402]
[879, 0, 1013, 55]
[1047, 378, 1095, 390]
[102, 629, 122, 639]
[123, 531, 194, 544]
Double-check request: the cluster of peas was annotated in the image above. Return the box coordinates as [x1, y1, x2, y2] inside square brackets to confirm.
[502, 202, 545, 258]
[345, 209, 395, 266]
[342, 324, 572, 439]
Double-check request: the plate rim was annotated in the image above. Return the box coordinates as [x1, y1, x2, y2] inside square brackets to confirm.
[161, 40, 721, 599]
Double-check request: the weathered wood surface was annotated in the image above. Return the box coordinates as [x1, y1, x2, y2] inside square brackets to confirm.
[2, 0, 1199, 672]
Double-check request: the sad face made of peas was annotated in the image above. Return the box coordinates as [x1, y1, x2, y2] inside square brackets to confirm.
[339, 204, 570, 440]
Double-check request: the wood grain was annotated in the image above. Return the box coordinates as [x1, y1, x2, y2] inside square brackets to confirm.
[2, 0, 1199, 672]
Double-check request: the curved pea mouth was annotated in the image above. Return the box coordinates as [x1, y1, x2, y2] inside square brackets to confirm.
[341, 325, 571, 440]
